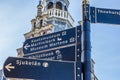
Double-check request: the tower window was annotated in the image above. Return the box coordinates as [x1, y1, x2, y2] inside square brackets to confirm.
[56, 2, 62, 10]
[34, 22, 36, 28]
[48, 2, 53, 9]
[43, 32, 46, 34]
[64, 6, 67, 11]
[40, 19, 43, 27]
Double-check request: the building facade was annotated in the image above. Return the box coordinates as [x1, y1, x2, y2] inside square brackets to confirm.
[24, 0, 74, 40]
[3, 0, 98, 80]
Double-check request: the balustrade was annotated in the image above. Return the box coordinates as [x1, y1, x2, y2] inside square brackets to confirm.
[45, 9, 74, 26]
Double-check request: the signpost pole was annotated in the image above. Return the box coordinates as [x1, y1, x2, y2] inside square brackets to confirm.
[82, 0, 92, 80]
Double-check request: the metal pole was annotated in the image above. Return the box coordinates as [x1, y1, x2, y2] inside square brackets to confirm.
[82, 0, 92, 80]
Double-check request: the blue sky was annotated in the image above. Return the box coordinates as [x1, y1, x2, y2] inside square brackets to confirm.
[0, 0, 120, 80]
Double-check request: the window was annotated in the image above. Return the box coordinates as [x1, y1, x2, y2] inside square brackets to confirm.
[43, 32, 46, 35]
[34, 22, 36, 28]
[55, 20, 66, 25]
[56, 2, 62, 10]
[40, 19, 43, 27]
[48, 2, 53, 9]
[64, 6, 67, 11]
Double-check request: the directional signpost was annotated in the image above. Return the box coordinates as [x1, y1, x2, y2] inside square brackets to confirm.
[3, 0, 120, 80]
[90, 7, 120, 24]
[24, 46, 76, 61]
[82, 0, 120, 80]
[23, 27, 76, 54]
[23, 26, 81, 61]
[3, 57, 76, 80]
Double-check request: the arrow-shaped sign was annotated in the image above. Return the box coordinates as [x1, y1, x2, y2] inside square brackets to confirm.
[3, 57, 77, 80]
[24, 43, 30, 50]
[23, 27, 77, 54]
[5, 63, 15, 72]
[90, 7, 120, 25]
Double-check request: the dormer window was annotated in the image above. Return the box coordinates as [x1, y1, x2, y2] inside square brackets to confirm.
[43, 32, 46, 34]
[64, 6, 67, 11]
[56, 2, 62, 10]
[40, 19, 43, 27]
[48, 2, 53, 9]
[34, 22, 36, 28]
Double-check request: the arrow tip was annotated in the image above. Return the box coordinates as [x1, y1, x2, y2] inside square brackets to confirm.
[5, 63, 15, 72]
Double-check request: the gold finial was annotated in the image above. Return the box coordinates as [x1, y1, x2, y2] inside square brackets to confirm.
[82, 0, 90, 4]
[37, 0, 43, 17]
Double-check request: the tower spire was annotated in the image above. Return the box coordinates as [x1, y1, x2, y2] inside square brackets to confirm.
[42, 0, 46, 11]
[37, 0, 43, 17]
[82, 0, 90, 4]
[39, 0, 42, 5]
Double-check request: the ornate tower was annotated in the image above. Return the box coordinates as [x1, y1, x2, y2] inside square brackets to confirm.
[45, 0, 74, 32]
[24, 0, 74, 39]
[24, 0, 53, 39]
[17, 0, 74, 57]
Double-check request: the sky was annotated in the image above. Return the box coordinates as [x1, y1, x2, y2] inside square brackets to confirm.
[0, 0, 120, 80]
